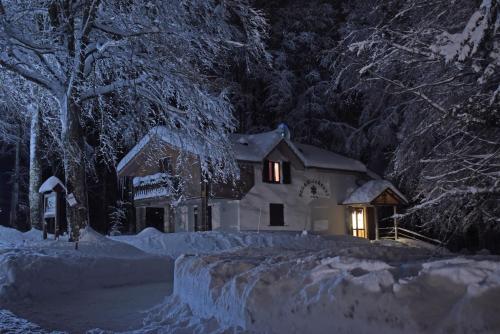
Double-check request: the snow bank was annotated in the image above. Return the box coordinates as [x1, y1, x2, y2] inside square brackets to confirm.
[112, 230, 370, 258]
[0, 226, 174, 303]
[165, 246, 500, 334]
[0, 226, 42, 248]
[0, 309, 53, 334]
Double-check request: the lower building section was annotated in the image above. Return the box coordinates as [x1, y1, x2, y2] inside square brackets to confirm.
[134, 198, 391, 237]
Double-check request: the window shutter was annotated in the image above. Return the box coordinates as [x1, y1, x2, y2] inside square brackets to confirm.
[282, 161, 291, 184]
[262, 159, 270, 182]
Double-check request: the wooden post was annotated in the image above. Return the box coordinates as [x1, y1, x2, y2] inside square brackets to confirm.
[393, 206, 398, 240]
[43, 220, 48, 239]
[374, 206, 379, 240]
[54, 192, 60, 240]
[200, 181, 208, 231]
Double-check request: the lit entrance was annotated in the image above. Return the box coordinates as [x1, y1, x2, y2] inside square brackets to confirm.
[351, 208, 366, 238]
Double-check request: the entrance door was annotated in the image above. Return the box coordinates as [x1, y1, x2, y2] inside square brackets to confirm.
[351, 208, 366, 238]
[146, 207, 165, 232]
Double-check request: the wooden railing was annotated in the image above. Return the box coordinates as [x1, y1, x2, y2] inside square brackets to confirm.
[379, 226, 443, 246]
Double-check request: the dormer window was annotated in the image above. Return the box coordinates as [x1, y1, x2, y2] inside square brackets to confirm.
[263, 160, 291, 184]
[270, 161, 281, 183]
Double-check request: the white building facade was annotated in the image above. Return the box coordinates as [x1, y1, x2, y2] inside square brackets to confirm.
[117, 125, 407, 239]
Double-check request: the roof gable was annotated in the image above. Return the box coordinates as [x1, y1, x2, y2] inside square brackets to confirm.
[117, 126, 207, 175]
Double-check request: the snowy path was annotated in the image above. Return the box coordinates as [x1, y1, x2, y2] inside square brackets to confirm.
[3, 282, 172, 333]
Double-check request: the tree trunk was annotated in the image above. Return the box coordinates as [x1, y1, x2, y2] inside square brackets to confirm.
[61, 94, 89, 243]
[9, 133, 20, 228]
[29, 104, 43, 230]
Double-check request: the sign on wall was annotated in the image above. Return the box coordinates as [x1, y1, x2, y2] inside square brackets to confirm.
[298, 179, 330, 200]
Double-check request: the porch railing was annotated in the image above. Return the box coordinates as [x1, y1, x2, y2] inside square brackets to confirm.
[133, 173, 172, 200]
[379, 226, 443, 246]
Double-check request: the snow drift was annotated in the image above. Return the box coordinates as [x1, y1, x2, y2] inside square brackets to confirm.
[112, 228, 371, 258]
[166, 244, 500, 333]
[0, 227, 174, 303]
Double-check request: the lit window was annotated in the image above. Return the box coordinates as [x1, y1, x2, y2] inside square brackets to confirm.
[265, 160, 281, 183]
[351, 208, 366, 238]
[263, 160, 291, 184]
[273, 162, 280, 183]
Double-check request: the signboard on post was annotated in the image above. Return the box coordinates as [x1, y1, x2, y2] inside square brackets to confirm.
[39, 176, 67, 240]
[67, 193, 78, 207]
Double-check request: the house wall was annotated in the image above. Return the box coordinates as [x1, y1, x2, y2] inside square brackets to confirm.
[238, 148, 361, 235]
[127, 138, 365, 236]
[210, 199, 240, 231]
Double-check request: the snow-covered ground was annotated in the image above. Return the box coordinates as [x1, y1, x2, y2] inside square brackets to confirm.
[0, 226, 173, 333]
[1, 225, 500, 333]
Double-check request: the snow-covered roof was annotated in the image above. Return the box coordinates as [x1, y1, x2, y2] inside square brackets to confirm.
[39, 176, 66, 193]
[230, 130, 367, 172]
[117, 126, 207, 173]
[294, 143, 366, 172]
[118, 126, 368, 173]
[342, 180, 408, 205]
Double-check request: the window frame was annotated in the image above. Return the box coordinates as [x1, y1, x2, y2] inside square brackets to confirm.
[263, 160, 292, 184]
[351, 207, 366, 238]
[268, 160, 281, 183]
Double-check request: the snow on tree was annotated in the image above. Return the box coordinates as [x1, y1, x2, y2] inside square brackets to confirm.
[0, 72, 53, 230]
[0, 0, 268, 242]
[336, 0, 500, 235]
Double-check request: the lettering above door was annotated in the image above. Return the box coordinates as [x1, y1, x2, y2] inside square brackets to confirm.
[299, 179, 330, 200]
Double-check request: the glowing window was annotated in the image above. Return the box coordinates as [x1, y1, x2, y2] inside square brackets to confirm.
[351, 208, 366, 238]
[266, 161, 281, 183]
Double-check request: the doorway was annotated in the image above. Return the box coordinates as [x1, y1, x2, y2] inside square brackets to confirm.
[145, 207, 164, 232]
[351, 207, 366, 238]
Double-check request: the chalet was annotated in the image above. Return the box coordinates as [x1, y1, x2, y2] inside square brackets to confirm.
[117, 124, 408, 240]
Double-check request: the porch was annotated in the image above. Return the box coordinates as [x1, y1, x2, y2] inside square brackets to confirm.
[342, 180, 408, 241]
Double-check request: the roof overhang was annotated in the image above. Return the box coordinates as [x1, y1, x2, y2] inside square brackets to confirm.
[342, 180, 408, 206]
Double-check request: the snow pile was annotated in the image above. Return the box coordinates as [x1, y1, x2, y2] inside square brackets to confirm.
[79, 226, 109, 242]
[0, 226, 174, 303]
[112, 230, 371, 258]
[0, 226, 47, 248]
[156, 245, 500, 334]
[0, 309, 55, 334]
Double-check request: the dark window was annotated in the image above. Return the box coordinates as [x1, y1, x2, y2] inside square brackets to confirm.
[159, 157, 171, 173]
[269, 203, 284, 226]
